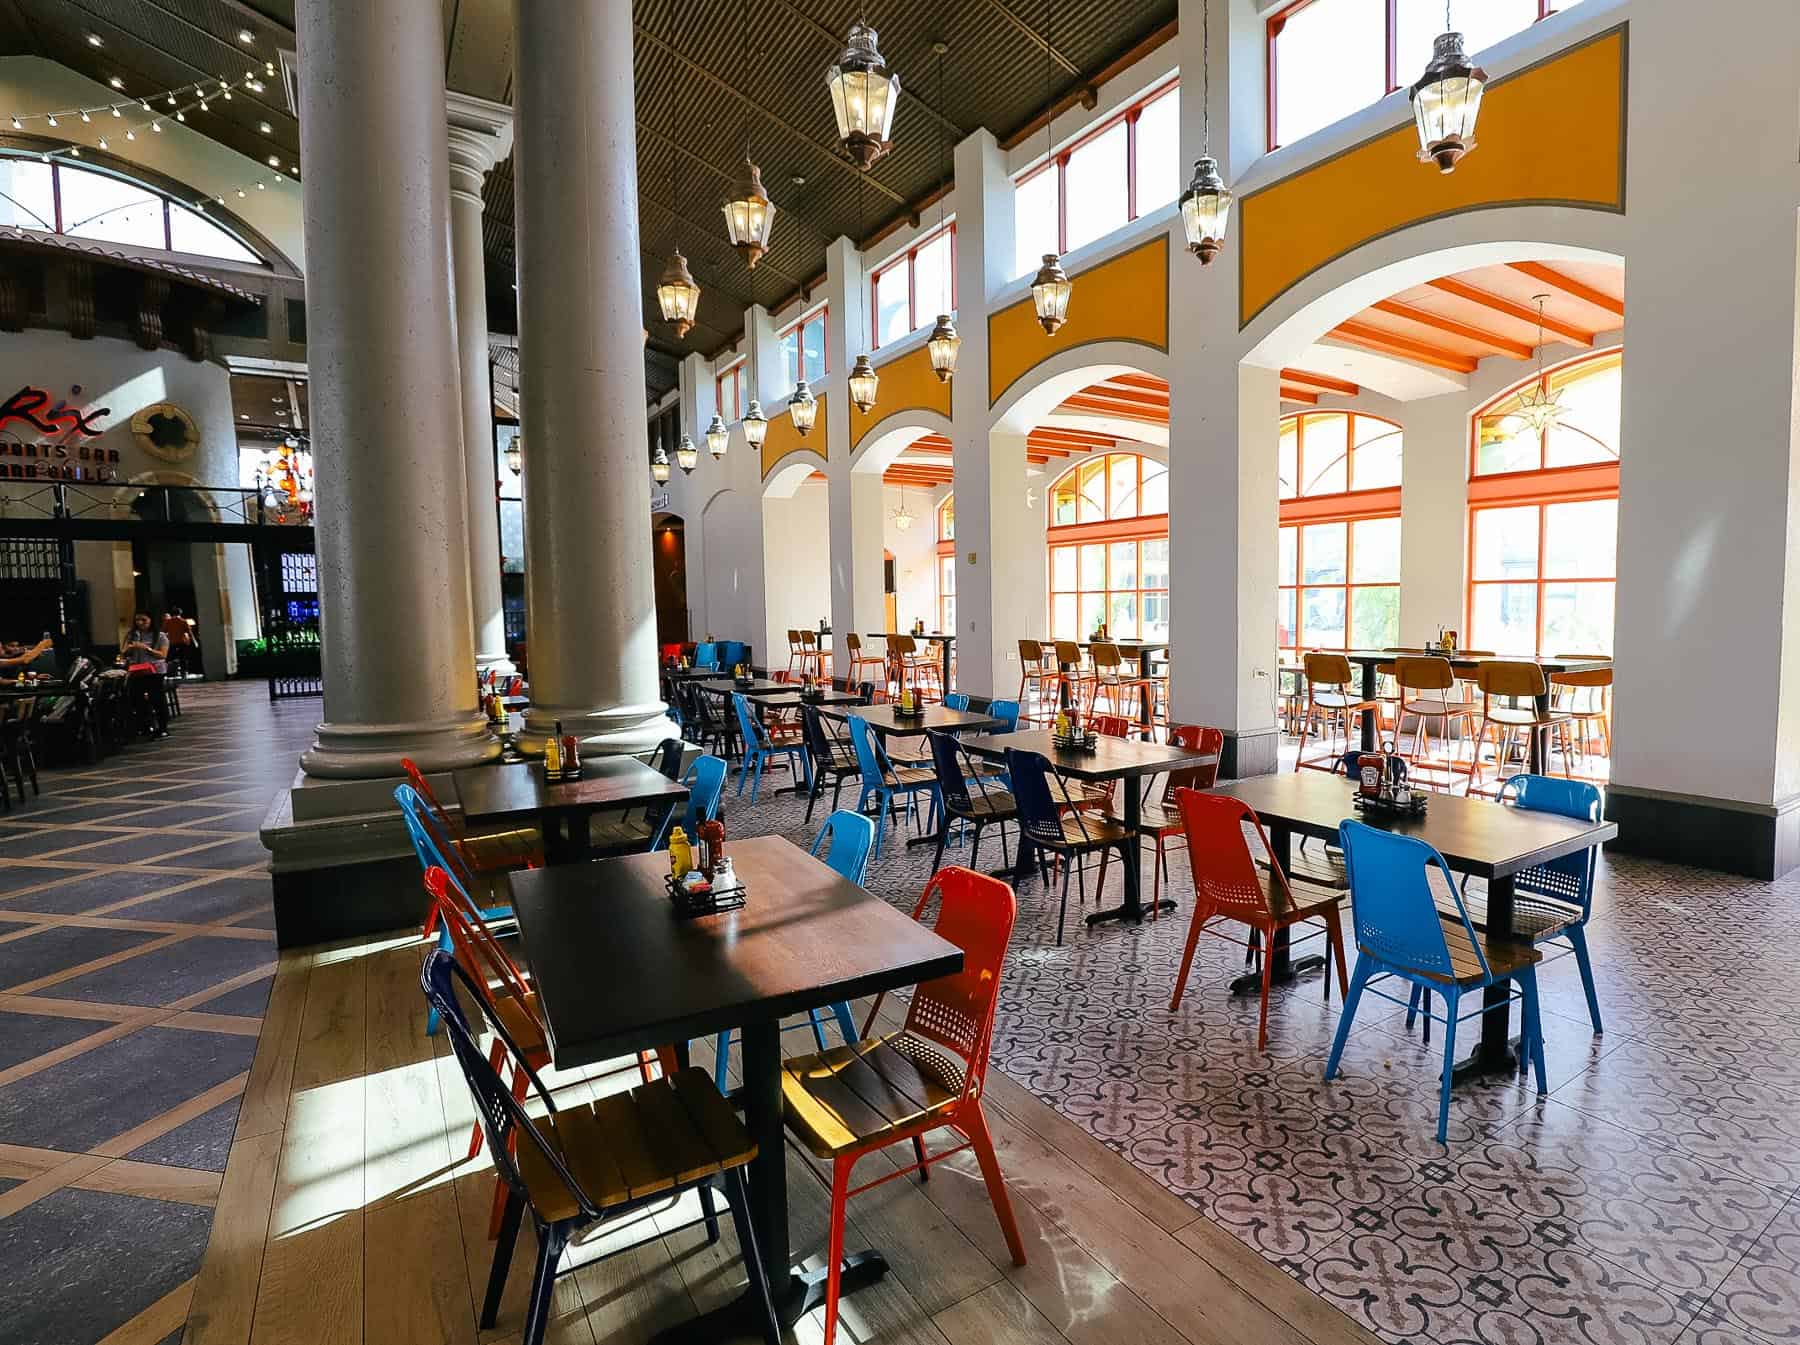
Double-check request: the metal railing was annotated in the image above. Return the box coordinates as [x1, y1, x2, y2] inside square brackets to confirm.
[0, 481, 311, 528]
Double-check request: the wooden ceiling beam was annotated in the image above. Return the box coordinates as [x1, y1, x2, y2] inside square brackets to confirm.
[1280, 386, 1319, 405]
[1427, 277, 1595, 348]
[1086, 381, 1169, 408]
[765, 0, 966, 142]
[1058, 393, 1169, 424]
[1506, 261, 1625, 320]
[1330, 320, 1479, 375]
[1000, 20, 1178, 151]
[1279, 367, 1360, 396]
[1371, 298, 1533, 360]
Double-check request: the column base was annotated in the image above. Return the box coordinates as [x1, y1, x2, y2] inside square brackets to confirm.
[476, 651, 518, 679]
[1220, 727, 1281, 780]
[520, 699, 675, 757]
[1606, 783, 1800, 880]
[300, 713, 500, 779]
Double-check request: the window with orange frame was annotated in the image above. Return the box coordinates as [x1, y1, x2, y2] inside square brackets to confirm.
[936, 494, 956, 632]
[1046, 452, 1170, 642]
[1278, 411, 1403, 656]
[1466, 348, 1621, 657]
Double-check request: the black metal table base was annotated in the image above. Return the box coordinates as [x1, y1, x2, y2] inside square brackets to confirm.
[648, 1252, 890, 1341]
[1451, 1036, 1522, 1085]
[1228, 952, 1325, 996]
[1086, 898, 1176, 926]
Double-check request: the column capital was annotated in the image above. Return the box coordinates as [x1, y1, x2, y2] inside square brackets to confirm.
[446, 90, 514, 204]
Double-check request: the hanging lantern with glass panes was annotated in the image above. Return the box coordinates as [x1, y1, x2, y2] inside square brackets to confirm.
[927, 314, 960, 382]
[848, 354, 879, 414]
[705, 413, 729, 460]
[1409, 23, 1487, 174]
[826, 20, 898, 170]
[651, 444, 671, 484]
[1179, 156, 1233, 264]
[789, 380, 817, 437]
[742, 398, 768, 450]
[655, 249, 701, 337]
[675, 433, 698, 474]
[1030, 255, 1072, 335]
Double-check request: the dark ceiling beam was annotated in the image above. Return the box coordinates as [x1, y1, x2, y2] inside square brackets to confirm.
[636, 189, 810, 291]
[980, 0, 1082, 77]
[56, 0, 290, 124]
[632, 22, 909, 208]
[635, 115, 837, 248]
[999, 18, 1177, 151]
[763, 0, 965, 142]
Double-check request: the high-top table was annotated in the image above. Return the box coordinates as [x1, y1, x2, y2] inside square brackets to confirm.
[1032, 639, 1168, 728]
[1337, 649, 1611, 771]
[865, 631, 955, 696]
[507, 835, 962, 1336]
[1208, 771, 1615, 1079]
[453, 757, 688, 865]
[957, 729, 1218, 925]
[819, 702, 1002, 738]
[696, 677, 788, 698]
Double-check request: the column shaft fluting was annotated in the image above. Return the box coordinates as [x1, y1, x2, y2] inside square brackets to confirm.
[513, 0, 668, 753]
[294, 0, 494, 777]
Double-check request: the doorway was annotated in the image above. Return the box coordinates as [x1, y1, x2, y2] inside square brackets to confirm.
[651, 514, 690, 646]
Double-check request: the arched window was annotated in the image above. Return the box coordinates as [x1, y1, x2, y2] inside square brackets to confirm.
[1047, 451, 1170, 641]
[936, 494, 955, 632]
[1278, 411, 1402, 655]
[1467, 348, 1621, 656]
[0, 153, 264, 266]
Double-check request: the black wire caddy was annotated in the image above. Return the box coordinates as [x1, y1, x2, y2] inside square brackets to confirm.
[666, 868, 748, 918]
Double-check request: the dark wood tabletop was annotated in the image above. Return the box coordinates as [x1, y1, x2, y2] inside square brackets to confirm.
[453, 757, 689, 828]
[1338, 649, 1612, 673]
[864, 631, 954, 643]
[822, 703, 1002, 736]
[697, 677, 788, 697]
[957, 729, 1217, 781]
[760, 687, 866, 708]
[1208, 771, 1617, 879]
[507, 834, 964, 1066]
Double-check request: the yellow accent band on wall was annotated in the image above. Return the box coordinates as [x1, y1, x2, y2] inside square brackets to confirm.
[852, 344, 951, 450]
[761, 391, 829, 478]
[988, 234, 1169, 407]
[1239, 25, 1626, 330]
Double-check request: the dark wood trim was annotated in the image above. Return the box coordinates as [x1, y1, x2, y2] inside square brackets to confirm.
[1605, 785, 1800, 881]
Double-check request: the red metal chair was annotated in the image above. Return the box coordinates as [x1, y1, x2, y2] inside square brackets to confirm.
[1166, 789, 1350, 1051]
[783, 868, 1026, 1345]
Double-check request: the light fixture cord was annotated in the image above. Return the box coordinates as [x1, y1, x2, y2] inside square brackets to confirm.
[1201, 0, 1211, 157]
[740, 0, 751, 161]
[1043, 0, 1054, 173]
[937, 44, 949, 312]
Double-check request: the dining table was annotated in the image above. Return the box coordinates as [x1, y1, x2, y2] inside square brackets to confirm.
[819, 702, 1002, 738]
[452, 757, 688, 865]
[696, 676, 789, 698]
[506, 834, 964, 1336]
[957, 729, 1218, 925]
[866, 631, 955, 695]
[1207, 771, 1616, 1080]
[1338, 649, 1611, 771]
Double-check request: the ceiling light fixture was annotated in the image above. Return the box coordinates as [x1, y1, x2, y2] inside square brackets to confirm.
[722, 0, 775, 268]
[109, 77, 124, 90]
[655, 17, 704, 343]
[259, 120, 271, 133]
[651, 444, 672, 485]
[238, 29, 255, 44]
[788, 380, 817, 437]
[827, 17, 898, 170]
[675, 433, 699, 474]
[1178, 0, 1232, 265]
[848, 353, 879, 414]
[742, 398, 768, 450]
[86, 33, 102, 47]
[1030, 0, 1071, 335]
[926, 41, 960, 382]
[1410, 1, 1487, 174]
[505, 434, 522, 476]
[1509, 295, 1565, 436]
[892, 485, 915, 532]
[705, 413, 729, 461]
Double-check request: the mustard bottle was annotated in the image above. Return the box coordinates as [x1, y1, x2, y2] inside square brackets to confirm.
[668, 826, 692, 879]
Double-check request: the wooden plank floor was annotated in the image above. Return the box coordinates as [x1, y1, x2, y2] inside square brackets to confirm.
[180, 932, 1378, 1345]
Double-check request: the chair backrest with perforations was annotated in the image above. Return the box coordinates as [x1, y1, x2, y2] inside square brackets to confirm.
[1338, 819, 1484, 983]
[1090, 713, 1131, 739]
[1172, 788, 1288, 920]
[988, 699, 1022, 731]
[811, 809, 876, 884]
[901, 867, 1017, 1104]
[1166, 724, 1223, 793]
[1004, 749, 1069, 850]
[1500, 774, 1600, 913]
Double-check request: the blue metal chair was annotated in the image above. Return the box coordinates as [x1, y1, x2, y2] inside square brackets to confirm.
[1327, 819, 1548, 1143]
[693, 641, 720, 671]
[733, 692, 809, 802]
[711, 811, 872, 1089]
[943, 691, 971, 711]
[987, 699, 1022, 732]
[847, 713, 939, 860]
[395, 783, 511, 1036]
[651, 754, 728, 850]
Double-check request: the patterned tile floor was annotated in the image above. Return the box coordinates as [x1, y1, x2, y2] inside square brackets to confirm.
[0, 681, 310, 1345]
[5, 686, 1798, 1345]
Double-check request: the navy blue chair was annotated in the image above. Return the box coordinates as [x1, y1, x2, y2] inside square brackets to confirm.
[924, 729, 1015, 875]
[1005, 748, 1133, 945]
[733, 692, 808, 802]
[1328, 819, 1547, 1143]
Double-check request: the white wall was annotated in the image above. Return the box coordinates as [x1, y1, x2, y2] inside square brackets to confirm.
[760, 479, 832, 663]
[882, 483, 943, 630]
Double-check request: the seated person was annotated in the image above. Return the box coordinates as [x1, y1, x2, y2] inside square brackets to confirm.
[0, 637, 55, 672]
[121, 613, 170, 674]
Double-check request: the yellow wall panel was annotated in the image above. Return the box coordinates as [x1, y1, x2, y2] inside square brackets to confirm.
[852, 345, 951, 449]
[1238, 26, 1626, 329]
[988, 234, 1170, 406]
[761, 392, 828, 478]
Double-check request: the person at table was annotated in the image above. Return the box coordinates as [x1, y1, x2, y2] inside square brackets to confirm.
[122, 613, 170, 672]
[0, 636, 54, 672]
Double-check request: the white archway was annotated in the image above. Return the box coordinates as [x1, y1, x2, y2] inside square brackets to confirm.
[761, 452, 828, 499]
[849, 408, 953, 475]
[989, 340, 1171, 436]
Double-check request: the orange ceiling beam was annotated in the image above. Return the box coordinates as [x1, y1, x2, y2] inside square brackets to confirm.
[1506, 261, 1625, 319]
[1330, 320, 1479, 374]
[1081, 381, 1169, 409]
[1426, 277, 1595, 348]
[1280, 367, 1360, 397]
[1058, 393, 1170, 424]
[1370, 298, 1533, 360]
[1280, 386, 1320, 405]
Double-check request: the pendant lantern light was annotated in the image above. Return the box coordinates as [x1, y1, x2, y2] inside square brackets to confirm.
[705, 413, 729, 460]
[650, 444, 672, 485]
[892, 485, 915, 533]
[827, 18, 898, 170]
[788, 379, 817, 437]
[504, 433, 522, 476]
[1409, 3, 1487, 174]
[925, 42, 960, 381]
[1510, 296, 1565, 436]
[742, 397, 769, 449]
[1178, 0, 1233, 266]
[675, 432, 699, 475]
[1030, 0, 1071, 335]
[848, 353, 880, 414]
[655, 249, 701, 337]
[723, 0, 776, 267]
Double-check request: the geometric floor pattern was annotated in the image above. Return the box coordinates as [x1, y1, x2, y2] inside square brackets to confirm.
[720, 752, 1800, 1345]
[0, 681, 310, 1345]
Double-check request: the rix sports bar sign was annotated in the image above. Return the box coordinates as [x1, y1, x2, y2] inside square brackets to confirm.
[0, 385, 121, 482]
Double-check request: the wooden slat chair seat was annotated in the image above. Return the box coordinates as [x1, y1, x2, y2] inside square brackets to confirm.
[1433, 889, 1581, 943]
[781, 1032, 963, 1160]
[1368, 928, 1543, 987]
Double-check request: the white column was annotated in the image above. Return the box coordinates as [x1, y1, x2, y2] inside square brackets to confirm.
[1166, 0, 1279, 775]
[294, 0, 494, 777]
[950, 128, 1018, 699]
[513, 0, 668, 754]
[745, 303, 784, 411]
[446, 92, 514, 677]
[824, 236, 884, 664]
[1609, 1, 1800, 874]
[1398, 392, 1469, 646]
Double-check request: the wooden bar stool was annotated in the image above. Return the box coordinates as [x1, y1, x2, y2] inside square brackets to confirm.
[797, 629, 827, 681]
[844, 633, 886, 688]
[1053, 640, 1093, 714]
[1293, 652, 1379, 771]
[1017, 640, 1059, 724]
[1469, 660, 1573, 792]
[1394, 655, 1480, 789]
[1550, 657, 1613, 771]
[1089, 641, 1151, 729]
[786, 629, 804, 678]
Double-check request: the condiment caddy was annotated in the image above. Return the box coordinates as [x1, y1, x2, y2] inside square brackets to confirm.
[541, 719, 583, 782]
[1350, 752, 1427, 817]
[665, 819, 745, 916]
[1051, 707, 1098, 752]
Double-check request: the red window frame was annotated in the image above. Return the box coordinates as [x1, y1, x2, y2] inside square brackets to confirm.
[778, 307, 829, 385]
[715, 358, 745, 423]
[1015, 77, 1179, 258]
[1265, 0, 1567, 150]
[870, 223, 956, 350]
[1464, 349, 1621, 656]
